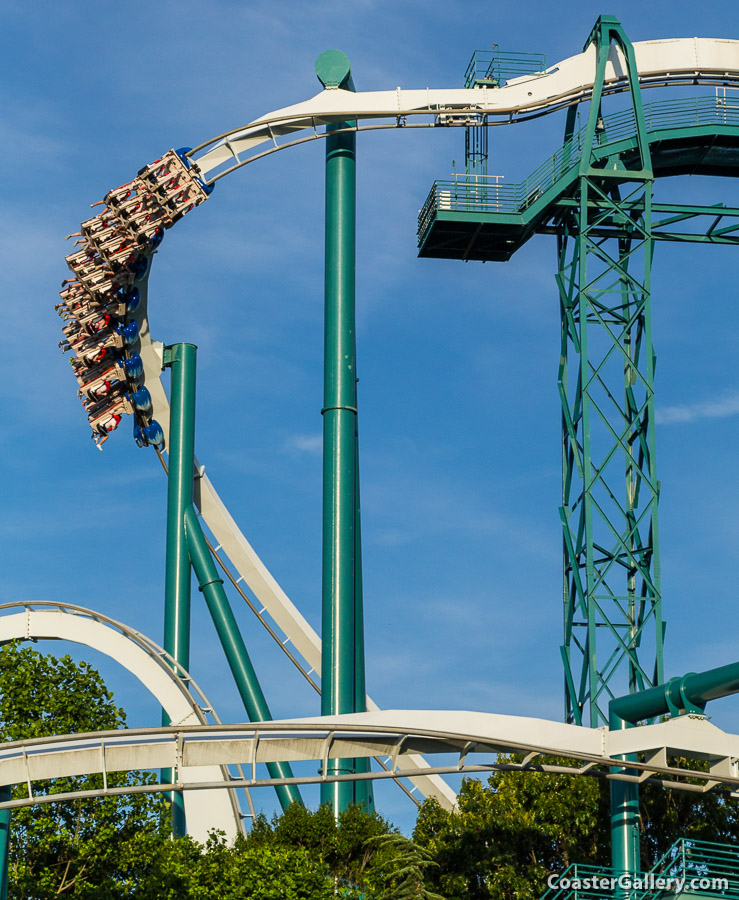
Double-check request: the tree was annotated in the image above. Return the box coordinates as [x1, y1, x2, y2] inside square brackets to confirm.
[414, 753, 739, 900]
[0, 641, 169, 898]
[242, 801, 394, 895]
[414, 757, 607, 900]
[365, 833, 445, 900]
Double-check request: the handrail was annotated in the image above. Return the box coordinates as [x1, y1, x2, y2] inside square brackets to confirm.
[418, 94, 739, 239]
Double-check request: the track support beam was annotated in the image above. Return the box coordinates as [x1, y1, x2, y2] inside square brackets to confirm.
[316, 49, 372, 814]
[184, 506, 301, 810]
[162, 342, 197, 836]
[163, 343, 301, 829]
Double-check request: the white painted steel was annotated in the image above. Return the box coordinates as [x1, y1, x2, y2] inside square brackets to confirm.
[0, 604, 241, 842]
[132, 33, 739, 814]
[3, 711, 739, 810]
[192, 38, 739, 180]
[138, 288, 457, 809]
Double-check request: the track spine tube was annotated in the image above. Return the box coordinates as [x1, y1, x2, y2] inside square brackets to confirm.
[162, 342, 197, 837]
[316, 50, 363, 814]
[183, 506, 302, 810]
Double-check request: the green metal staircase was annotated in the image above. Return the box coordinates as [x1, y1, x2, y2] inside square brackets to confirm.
[418, 18, 739, 731]
[418, 94, 739, 262]
[541, 839, 739, 900]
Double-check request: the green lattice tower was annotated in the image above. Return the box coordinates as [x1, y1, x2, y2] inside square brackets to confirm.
[558, 17, 665, 727]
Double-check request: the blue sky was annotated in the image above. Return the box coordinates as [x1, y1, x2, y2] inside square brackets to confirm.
[2, 0, 739, 831]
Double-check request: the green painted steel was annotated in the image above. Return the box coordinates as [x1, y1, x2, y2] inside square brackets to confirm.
[610, 659, 739, 726]
[418, 96, 739, 254]
[542, 838, 739, 900]
[352, 437, 374, 811]
[315, 49, 353, 90]
[163, 342, 197, 670]
[161, 342, 197, 837]
[557, 18, 663, 737]
[0, 787, 9, 900]
[651, 839, 739, 897]
[316, 52, 368, 814]
[604, 651, 739, 877]
[608, 711, 641, 883]
[575, 18, 658, 881]
[183, 506, 301, 810]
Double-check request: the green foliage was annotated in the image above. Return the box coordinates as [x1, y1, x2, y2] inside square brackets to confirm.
[414, 756, 608, 900]
[242, 801, 393, 893]
[414, 753, 739, 900]
[0, 641, 168, 898]
[365, 833, 445, 900]
[639, 755, 739, 863]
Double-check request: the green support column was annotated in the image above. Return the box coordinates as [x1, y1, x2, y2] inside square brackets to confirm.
[352, 436, 373, 811]
[183, 507, 302, 810]
[559, 17, 662, 730]
[608, 711, 640, 884]
[316, 49, 365, 813]
[162, 342, 197, 836]
[0, 787, 10, 900]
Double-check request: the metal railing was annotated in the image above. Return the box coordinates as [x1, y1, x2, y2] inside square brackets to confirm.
[464, 49, 547, 88]
[650, 839, 739, 897]
[540, 839, 739, 900]
[418, 95, 739, 242]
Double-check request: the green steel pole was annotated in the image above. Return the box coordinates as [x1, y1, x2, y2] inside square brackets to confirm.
[0, 788, 9, 900]
[316, 49, 359, 813]
[183, 506, 302, 810]
[162, 342, 197, 837]
[607, 657, 739, 881]
[352, 434, 374, 811]
[609, 710, 640, 885]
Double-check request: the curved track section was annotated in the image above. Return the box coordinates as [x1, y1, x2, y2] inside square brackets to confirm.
[189, 38, 739, 181]
[57, 35, 739, 812]
[0, 602, 251, 842]
[0, 711, 738, 811]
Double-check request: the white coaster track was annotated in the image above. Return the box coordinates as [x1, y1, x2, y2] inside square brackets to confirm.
[2, 710, 739, 811]
[62, 34, 739, 813]
[0, 602, 248, 843]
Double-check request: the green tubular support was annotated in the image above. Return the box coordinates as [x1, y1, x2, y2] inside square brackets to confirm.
[352, 436, 373, 811]
[560, 16, 663, 734]
[0, 787, 9, 900]
[608, 710, 640, 885]
[183, 506, 302, 811]
[162, 342, 197, 837]
[611, 660, 739, 726]
[316, 50, 366, 814]
[163, 343, 197, 671]
[608, 657, 739, 880]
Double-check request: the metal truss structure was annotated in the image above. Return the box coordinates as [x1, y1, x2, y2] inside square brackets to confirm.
[418, 18, 739, 727]
[51, 18, 739, 843]
[0, 602, 247, 842]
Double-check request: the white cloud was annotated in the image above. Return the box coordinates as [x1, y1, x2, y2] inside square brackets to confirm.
[657, 393, 739, 425]
[282, 433, 323, 454]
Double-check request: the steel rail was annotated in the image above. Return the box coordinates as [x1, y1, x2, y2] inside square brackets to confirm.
[188, 38, 739, 181]
[0, 602, 255, 831]
[2, 712, 739, 810]
[74, 32, 739, 815]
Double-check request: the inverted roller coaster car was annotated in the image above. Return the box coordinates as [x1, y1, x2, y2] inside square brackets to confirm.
[60, 148, 213, 449]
